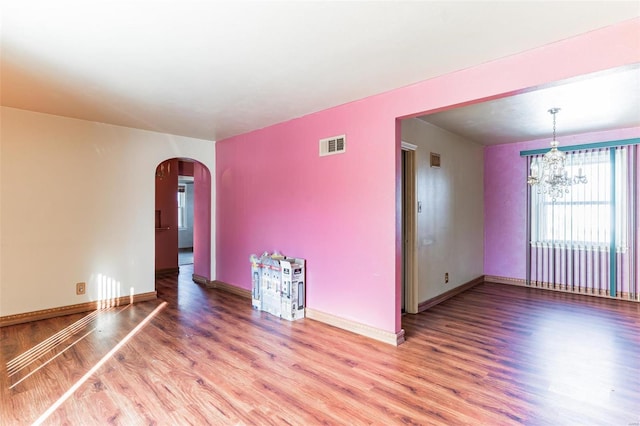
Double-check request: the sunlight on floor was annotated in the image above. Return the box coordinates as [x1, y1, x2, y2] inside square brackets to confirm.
[7, 275, 139, 389]
[32, 301, 168, 425]
[6, 307, 119, 389]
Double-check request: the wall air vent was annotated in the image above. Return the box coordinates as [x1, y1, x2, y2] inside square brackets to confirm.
[319, 134, 346, 157]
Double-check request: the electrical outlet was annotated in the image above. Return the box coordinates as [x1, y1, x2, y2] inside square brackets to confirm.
[76, 282, 86, 295]
[445, 273, 449, 284]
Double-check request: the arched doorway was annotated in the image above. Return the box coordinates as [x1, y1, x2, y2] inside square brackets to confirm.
[155, 158, 212, 287]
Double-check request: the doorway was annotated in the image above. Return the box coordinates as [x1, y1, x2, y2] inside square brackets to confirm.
[155, 158, 212, 288]
[178, 175, 194, 267]
[401, 142, 418, 314]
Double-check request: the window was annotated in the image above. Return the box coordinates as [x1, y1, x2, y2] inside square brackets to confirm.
[530, 147, 628, 252]
[177, 185, 187, 229]
[526, 143, 638, 298]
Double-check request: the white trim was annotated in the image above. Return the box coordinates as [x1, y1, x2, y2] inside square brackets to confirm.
[401, 148, 418, 314]
[305, 307, 405, 346]
[201, 279, 252, 299]
[401, 141, 418, 151]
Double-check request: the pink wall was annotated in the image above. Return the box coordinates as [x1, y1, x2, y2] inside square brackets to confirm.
[179, 160, 195, 177]
[194, 161, 212, 280]
[217, 106, 397, 331]
[216, 19, 640, 335]
[484, 127, 640, 280]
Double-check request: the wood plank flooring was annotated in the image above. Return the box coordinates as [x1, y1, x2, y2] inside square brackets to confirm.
[2, 267, 639, 425]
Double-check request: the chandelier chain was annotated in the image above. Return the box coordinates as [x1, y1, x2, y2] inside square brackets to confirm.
[548, 107, 560, 141]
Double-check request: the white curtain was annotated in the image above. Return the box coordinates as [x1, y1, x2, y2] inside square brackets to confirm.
[527, 145, 638, 300]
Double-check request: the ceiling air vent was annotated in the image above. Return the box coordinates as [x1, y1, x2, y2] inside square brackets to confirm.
[319, 134, 346, 157]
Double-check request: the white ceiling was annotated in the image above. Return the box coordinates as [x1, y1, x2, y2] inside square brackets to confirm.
[1, 1, 639, 142]
[419, 65, 640, 145]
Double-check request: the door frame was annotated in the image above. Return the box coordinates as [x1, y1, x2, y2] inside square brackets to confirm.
[401, 141, 418, 314]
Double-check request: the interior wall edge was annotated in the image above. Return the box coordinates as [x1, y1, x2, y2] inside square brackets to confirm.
[484, 275, 640, 303]
[305, 307, 405, 346]
[0, 292, 158, 328]
[416, 275, 484, 313]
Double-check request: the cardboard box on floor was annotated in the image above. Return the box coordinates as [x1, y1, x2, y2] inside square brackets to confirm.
[262, 256, 282, 317]
[280, 258, 305, 321]
[249, 253, 305, 321]
[250, 254, 262, 310]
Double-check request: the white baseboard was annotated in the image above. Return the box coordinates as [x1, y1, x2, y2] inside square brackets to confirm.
[193, 275, 252, 299]
[484, 275, 527, 286]
[209, 280, 252, 299]
[484, 275, 639, 302]
[0, 291, 158, 327]
[305, 307, 405, 346]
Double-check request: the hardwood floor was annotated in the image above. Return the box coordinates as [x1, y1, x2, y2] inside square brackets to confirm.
[2, 268, 639, 425]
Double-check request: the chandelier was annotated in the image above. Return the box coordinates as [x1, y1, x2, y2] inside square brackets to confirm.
[156, 161, 171, 180]
[527, 108, 587, 201]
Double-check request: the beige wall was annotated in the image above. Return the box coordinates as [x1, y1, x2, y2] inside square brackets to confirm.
[0, 107, 216, 317]
[401, 118, 484, 303]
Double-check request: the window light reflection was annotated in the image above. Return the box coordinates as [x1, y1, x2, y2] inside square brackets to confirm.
[95, 273, 122, 309]
[33, 301, 168, 425]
